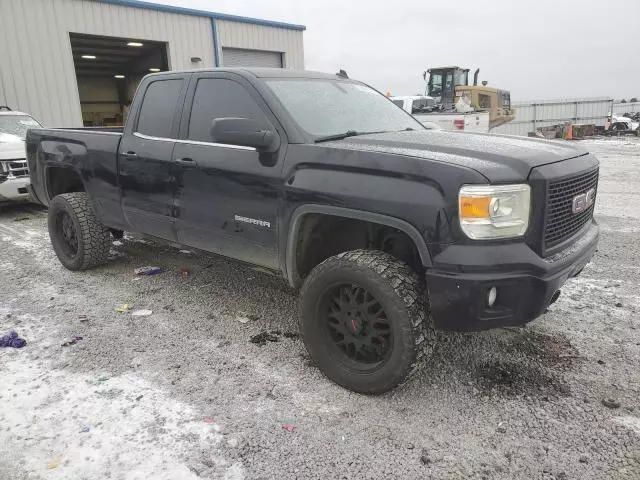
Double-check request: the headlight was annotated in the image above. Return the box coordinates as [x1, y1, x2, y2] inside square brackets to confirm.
[459, 184, 531, 239]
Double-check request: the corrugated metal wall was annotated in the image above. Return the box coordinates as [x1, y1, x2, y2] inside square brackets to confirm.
[492, 97, 614, 136]
[612, 102, 640, 115]
[216, 20, 305, 69]
[0, 0, 305, 128]
[0, 0, 214, 127]
[221, 48, 283, 68]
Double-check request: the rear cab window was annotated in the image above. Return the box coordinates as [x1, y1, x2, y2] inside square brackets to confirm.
[136, 79, 184, 138]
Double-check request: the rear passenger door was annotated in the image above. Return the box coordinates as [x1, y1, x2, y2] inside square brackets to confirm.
[172, 73, 284, 269]
[118, 76, 187, 241]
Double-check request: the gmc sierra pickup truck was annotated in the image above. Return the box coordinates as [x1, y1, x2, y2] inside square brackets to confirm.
[26, 68, 599, 393]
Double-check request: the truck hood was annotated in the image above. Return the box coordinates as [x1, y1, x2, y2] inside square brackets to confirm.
[0, 138, 26, 160]
[0, 132, 24, 143]
[326, 130, 589, 182]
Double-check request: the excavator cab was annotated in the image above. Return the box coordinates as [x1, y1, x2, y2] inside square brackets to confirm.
[425, 67, 470, 109]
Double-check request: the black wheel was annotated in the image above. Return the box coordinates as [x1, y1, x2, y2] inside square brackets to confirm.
[48, 192, 111, 270]
[299, 250, 435, 394]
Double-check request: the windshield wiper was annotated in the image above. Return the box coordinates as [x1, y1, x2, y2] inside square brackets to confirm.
[314, 130, 388, 143]
[314, 130, 360, 143]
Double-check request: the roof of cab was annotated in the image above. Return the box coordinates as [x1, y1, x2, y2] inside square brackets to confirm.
[147, 68, 346, 81]
[239, 68, 342, 79]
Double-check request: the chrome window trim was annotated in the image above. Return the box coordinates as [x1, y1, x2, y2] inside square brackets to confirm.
[51, 129, 122, 136]
[133, 131, 255, 151]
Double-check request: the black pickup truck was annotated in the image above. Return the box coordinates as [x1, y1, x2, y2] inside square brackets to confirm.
[26, 68, 599, 393]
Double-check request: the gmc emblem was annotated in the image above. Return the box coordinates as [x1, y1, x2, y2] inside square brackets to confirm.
[572, 188, 596, 214]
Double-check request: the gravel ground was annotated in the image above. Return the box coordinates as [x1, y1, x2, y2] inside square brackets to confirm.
[1, 137, 639, 480]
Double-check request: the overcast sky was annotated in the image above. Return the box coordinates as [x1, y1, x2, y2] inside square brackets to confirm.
[163, 0, 639, 102]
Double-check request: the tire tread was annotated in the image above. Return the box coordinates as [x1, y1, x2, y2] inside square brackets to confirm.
[299, 249, 436, 393]
[48, 192, 111, 270]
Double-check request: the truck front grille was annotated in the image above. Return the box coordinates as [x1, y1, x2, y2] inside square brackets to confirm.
[544, 168, 598, 250]
[0, 159, 29, 178]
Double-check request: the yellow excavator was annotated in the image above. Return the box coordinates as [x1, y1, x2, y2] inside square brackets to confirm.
[423, 66, 515, 129]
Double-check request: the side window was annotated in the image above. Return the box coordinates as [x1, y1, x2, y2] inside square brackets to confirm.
[136, 79, 183, 138]
[188, 78, 271, 142]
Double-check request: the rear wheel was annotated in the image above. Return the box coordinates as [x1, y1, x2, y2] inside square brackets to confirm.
[299, 250, 435, 394]
[48, 192, 111, 270]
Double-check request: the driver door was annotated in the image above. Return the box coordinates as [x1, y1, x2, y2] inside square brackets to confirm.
[171, 73, 284, 270]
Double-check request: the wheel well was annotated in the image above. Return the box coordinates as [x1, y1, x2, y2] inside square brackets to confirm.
[293, 214, 423, 282]
[47, 167, 85, 200]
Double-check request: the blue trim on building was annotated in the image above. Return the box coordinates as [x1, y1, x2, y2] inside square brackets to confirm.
[96, 0, 306, 31]
[211, 18, 220, 67]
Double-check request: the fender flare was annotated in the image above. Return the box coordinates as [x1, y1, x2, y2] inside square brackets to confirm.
[284, 204, 433, 288]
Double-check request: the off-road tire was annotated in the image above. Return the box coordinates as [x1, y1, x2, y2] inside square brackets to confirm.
[48, 192, 111, 270]
[299, 249, 435, 394]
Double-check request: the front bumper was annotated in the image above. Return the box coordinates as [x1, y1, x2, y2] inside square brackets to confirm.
[426, 221, 599, 331]
[0, 176, 30, 202]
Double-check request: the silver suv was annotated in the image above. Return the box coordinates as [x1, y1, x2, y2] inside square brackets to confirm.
[0, 107, 42, 202]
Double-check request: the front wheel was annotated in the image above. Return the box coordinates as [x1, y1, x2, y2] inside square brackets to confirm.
[298, 250, 435, 394]
[48, 192, 111, 270]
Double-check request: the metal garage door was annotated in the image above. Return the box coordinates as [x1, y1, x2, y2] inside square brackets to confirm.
[222, 48, 283, 68]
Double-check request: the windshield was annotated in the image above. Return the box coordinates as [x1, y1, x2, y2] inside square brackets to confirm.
[265, 79, 423, 138]
[0, 115, 41, 139]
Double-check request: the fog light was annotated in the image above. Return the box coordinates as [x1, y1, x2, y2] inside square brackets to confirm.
[487, 287, 497, 307]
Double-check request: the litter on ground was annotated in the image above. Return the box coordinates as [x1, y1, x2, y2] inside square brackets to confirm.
[134, 266, 163, 276]
[0, 330, 26, 348]
[131, 309, 152, 317]
[46, 457, 61, 469]
[115, 304, 132, 313]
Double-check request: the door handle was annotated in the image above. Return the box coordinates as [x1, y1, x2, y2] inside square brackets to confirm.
[121, 151, 138, 160]
[175, 157, 197, 167]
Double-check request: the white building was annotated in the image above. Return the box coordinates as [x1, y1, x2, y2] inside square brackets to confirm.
[0, 0, 305, 127]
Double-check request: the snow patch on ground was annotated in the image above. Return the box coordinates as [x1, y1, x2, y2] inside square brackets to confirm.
[0, 305, 241, 480]
[613, 416, 640, 435]
[0, 352, 236, 479]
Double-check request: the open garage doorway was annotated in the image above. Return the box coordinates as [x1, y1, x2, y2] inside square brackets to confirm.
[70, 33, 168, 127]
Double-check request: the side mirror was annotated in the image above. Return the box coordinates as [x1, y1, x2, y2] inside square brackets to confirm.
[210, 118, 279, 152]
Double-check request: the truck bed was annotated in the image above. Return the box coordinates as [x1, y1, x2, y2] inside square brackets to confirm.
[26, 127, 123, 226]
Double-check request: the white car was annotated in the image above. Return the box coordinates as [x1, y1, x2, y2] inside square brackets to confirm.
[0, 107, 42, 202]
